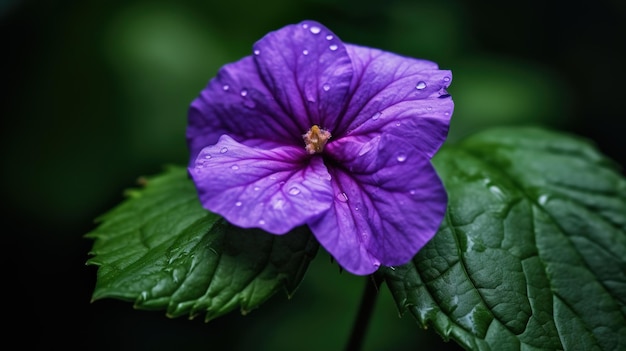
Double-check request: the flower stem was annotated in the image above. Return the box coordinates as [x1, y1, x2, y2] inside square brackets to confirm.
[345, 273, 383, 351]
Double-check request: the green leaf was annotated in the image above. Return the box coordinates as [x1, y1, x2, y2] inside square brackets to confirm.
[85, 166, 319, 321]
[382, 127, 626, 351]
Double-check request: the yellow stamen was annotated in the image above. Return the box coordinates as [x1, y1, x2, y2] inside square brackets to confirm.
[303, 125, 331, 154]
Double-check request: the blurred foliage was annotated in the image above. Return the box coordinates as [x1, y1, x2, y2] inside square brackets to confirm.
[2, 0, 623, 349]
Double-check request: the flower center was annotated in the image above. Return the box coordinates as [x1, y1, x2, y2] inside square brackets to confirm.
[303, 125, 331, 154]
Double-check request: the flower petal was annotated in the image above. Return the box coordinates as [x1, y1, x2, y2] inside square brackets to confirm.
[187, 56, 304, 164]
[189, 135, 334, 234]
[252, 20, 353, 130]
[335, 44, 453, 158]
[311, 134, 447, 275]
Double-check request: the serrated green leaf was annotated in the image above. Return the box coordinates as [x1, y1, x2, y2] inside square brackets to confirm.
[382, 127, 626, 351]
[86, 166, 319, 321]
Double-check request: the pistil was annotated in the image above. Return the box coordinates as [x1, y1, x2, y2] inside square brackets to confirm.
[303, 125, 331, 154]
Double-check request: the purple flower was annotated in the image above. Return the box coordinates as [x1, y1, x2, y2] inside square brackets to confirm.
[187, 20, 453, 275]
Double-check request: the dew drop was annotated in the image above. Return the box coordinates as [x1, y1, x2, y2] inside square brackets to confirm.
[371, 112, 382, 120]
[409, 189, 417, 195]
[273, 199, 285, 209]
[235, 201, 242, 207]
[240, 89, 248, 97]
[322, 83, 331, 91]
[302, 23, 309, 29]
[253, 49, 260, 55]
[288, 187, 301, 195]
[444, 111, 450, 116]
[259, 219, 266, 225]
[302, 49, 309, 55]
[222, 84, 230, 91]
[231, 164, 239, 171]
[204, 154, 212, 159]
[443, 76, 451, 82]
[395, 122, 401, 126]
[336, 192, 348, 202]
[396, 153, 407, 162]
[253, 186, 260, 191]
[416, 81, 427, 90]
[538, 194, 549, 205]
[354, 206, 359, 211]
[326, 34, 333, 40]
[220, 147, 228, 154]
[329, 44, 338, 51]
[309, 26, 321, 34]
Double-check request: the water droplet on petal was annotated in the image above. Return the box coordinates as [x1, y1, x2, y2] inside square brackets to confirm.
[371, 112, 382, 120]
[336, 192, 348, 202]
[409, 189, 417, 195]
[240, 89, 248, 97]
[354, 206, 359, 211]
[204, 154, 212, 159]
[322, 83, 331, 91]
[309, 26, 321, 34]
[231, 164, 239, 171]
[222, 85, 230, 91]
[396, 153, 407, 162]
[395, 122, 401, 126]
[416, 81, 427, 90]
[427, 106, 433, 111]
[443, 76, 451, 82]
[302, 23, 309, 29]
[444, 111, 450, 116]
[235, 201, 242, 207]
[259, 219, 266, 225]
[220, 147, 228, 154]
[289, 187, 301, 195]
[326, 34, 333, 40]
[253, 186, 260, 191]
[273, 199, 285, 209]
[303, 49, 309, 55]
[329, 44, 338, 51]
[253, 49, 260, 55]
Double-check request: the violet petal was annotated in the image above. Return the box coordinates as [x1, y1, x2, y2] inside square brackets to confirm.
[252, 20, 353, 131]
[312, 133, 447, 274]
[189, 135, 334, 234]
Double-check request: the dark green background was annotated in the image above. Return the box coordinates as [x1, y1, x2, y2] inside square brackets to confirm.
[2, 0, 624, 349]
